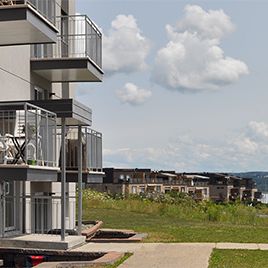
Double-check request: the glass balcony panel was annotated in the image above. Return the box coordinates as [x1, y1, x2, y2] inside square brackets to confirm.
[58, 126, 102, 172]
[9, 0, 56, 25]
[31, 15, 102, 70]
[0, 0, 57, 45]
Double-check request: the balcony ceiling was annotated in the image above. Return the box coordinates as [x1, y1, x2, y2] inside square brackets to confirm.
[58, 171, 104, 183]
[0, 165, 58, 181]
[30, 99, 92, 126]
[0, 5, 57, 46]
[0, 99, 92, 126]
[31, 58, 103, 83]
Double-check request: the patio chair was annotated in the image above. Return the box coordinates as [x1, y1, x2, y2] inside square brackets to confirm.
[0, 0, 14, 6]
[7, 109, 40, 165]
[0, 134, 15, 164]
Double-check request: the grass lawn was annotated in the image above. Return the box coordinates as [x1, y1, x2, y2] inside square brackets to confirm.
[84, 207, 268, 243]
[209, 249, 268, 268]
[105, 253, 133, 268]
[82, 190, 268, 243]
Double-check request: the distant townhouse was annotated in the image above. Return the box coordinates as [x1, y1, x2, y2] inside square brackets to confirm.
[88, 168, 210, 201]
[89, 168, 152, 195]
[88, 169, 260, 203]
[182, 174, 210, 201]
[199, 173, 260, 202]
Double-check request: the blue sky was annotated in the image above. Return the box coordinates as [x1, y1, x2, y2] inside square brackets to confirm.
[76, 0, 268, 172]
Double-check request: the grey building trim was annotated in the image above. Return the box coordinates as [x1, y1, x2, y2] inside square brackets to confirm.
[0, 166, 58, 181]
[57, 171, 104, 184]
[30, 99, 92, 126]
[0, 5, 58, 46]
[30, 58, 103, 83]
[0, 99, 92, 126]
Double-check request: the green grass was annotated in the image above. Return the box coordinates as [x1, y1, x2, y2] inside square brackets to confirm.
[84, 207, 268, 243]
[105, 253, 133, 268]
[209, 249, 268, 268]
[81, 190, 268, 243]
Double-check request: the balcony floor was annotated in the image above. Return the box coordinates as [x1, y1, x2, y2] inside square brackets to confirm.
[57, 170, 104, 183]
[31, 57, 103, 82]
[0, 5, 57, 46]
[0, 165, 59, 181]
[0, 234, 85, 250]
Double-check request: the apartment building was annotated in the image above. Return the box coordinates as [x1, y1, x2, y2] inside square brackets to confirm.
[207, 173, 260, 202]
[182, 174, 210, 201]
[0, 0, 103, 239]
[88, 168, 210, 200]
[90, 168, 152, 195]
[88, 169, 260, 203]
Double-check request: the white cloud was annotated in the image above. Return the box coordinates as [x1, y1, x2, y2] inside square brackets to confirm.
[247, 121, 268, 139]
[116, 83, 152, 106]
[152, 5, 249, 92]
[104, 121, 268, 172]
[103, 15, 150, 75]
[233, 137, 258, 154]
[176, 5, 235, 40]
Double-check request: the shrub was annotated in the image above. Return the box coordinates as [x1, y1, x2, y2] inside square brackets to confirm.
[81, 189, 265, 225]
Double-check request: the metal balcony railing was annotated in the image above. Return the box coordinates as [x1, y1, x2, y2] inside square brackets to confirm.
[194, 182, 209, 187]
[0, 0, 56, 25]
[57, 127, 102, 172]
[128, 178, 185, 185]
[32, 15, 102, 69]
[0, 194, 76, 237]
[0, 102, 57, 167]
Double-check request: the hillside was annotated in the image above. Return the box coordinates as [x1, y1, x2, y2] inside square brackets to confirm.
[232, 172, 268, 192]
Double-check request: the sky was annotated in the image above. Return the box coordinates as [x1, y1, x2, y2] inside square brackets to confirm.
[76, 0, 268, 172]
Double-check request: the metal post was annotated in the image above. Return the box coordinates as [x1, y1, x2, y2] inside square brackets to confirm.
[24, 103, 28, 164]
[85, 16, 88, 58]
[61, 118, 66, 241]
[78, 126, 82, 235]
[0, 182, 3, 238]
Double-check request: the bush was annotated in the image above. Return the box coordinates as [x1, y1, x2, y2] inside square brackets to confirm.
[81, 189, 264, 225]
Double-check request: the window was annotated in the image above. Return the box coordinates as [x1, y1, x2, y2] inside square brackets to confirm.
[4, 181, 15, 231]
[132, 186, 137, 194]
[156, 186, 161, 193]
[181, 187, 185, 193]
[61, 9, 69, 57]
[139, 187, 145, 193]
[34, 87, 48, 100]
[5, 182, 10, 195]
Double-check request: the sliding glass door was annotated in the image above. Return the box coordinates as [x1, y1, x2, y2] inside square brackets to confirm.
[4, 181, 16, 231]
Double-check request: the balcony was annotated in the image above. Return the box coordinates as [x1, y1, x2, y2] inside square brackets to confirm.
[0, 0, 57, 46]
[57, 127, 103, 183]
[31, 15, 103, 82]
[30, 99, 92, 126]
[0, 102, 58, 181]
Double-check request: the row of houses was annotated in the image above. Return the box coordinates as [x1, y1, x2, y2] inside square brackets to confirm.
[88, 168, 262, 202]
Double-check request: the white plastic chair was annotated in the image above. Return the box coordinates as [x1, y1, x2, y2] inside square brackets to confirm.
[0, 135, 15, 164]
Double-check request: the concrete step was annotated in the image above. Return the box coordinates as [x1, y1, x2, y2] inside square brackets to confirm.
[0, 234, 86, 250]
